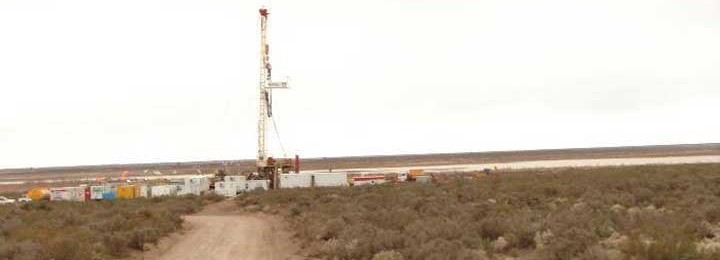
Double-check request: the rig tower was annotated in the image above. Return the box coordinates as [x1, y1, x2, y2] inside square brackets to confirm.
[254, 7, 296, 188]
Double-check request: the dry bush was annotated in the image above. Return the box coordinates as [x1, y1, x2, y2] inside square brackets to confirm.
[0, 194, 220, 259]
[237, 164, 720, 260]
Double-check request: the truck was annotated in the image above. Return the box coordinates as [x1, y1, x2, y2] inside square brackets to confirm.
[398, 169, 429, 183]
[0, 196, 16, 205]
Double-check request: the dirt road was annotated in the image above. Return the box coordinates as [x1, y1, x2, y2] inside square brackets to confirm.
[144, 201, 302, 260]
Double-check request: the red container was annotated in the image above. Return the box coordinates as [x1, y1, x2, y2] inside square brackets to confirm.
[84, 187, 91, 201]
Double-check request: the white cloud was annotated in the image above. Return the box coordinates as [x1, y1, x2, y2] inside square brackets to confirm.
[1, 0, 718, 168]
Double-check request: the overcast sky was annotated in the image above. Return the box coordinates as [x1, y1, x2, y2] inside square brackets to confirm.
[1, 0, 718, 168]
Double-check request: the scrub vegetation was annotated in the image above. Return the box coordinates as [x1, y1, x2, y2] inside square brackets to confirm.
[0, 194, 223, 260]
[237, 164, 720, 260]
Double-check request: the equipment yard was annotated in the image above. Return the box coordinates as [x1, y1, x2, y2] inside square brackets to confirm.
[2, 1, 720, 259]
[2, 143, 719, 194]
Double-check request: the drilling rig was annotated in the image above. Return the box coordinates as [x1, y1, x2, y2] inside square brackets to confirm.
[252, 7, 299, 189]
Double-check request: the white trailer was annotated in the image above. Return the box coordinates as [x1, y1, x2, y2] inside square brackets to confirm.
[312, 173, 348, 187]
[50, 187, 85, 202]
[279, 173, 312, 189]
[151, 185, 176, 197]
[90, 186, 108, 200]
[50, 188, 70, 201]
[138, 185, 149, 198]
[215, 181, 240, 197]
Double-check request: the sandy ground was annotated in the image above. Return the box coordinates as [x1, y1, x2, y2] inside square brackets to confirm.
[142, 200, 303, 260]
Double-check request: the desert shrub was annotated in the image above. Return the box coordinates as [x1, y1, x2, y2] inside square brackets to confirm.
[236, 164, 720, 260]
[372, 250, 404, 260]
[0, 194, 219, 259]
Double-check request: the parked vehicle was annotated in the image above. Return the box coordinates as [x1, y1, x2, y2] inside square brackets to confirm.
[0, 196, 16, 205]
[17, 197, 32, 203]
[398, 169, 430, 182]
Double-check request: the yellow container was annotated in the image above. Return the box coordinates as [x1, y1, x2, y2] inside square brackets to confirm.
[117, 185, 136, 199]
[409, 169, 425, 177]
[27, 188, 51, 201]
[133, 185, 142, 198]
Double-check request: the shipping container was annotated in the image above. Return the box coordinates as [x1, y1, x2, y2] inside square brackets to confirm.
[50, 187, 85, 201]
[117, 185, 137, 199]
[409, 169, 425, 177]
[279, 173, 312, 188]
[102, 191, 117, 200]
[312, 173, 349, 187]
[176, 177, 210, 196]
[139, 185, 149, 198]
[84, 187, 91, 201]
[90, 186, 107, 200]
[151, 185, 176, 197]
[50, 189, 69, 201]
[214, 181, 239, 197]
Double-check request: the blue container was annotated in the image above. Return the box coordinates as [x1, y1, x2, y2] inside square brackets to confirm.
[102, 192, 117, 201]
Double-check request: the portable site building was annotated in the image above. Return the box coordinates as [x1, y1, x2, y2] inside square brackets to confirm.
[117, 185, 140, 199]
[176, 177, 210, 196]
[102, 191, 117, 200]
[151, 185, 176, 197]
[90, 186, 108, 200]
[50, 187, 85, 202]
[139, 185, 149, 198]
[279, 173, 312, 188]
[312, 173, 349, 187]
[214, 181, 239, 197]
[102, 186, 118, 201]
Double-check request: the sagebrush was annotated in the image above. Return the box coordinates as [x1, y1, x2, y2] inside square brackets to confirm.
[237, 164, 720, 260]
[0, 194, 223, 260]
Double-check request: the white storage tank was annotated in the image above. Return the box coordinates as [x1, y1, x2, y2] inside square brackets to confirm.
[312, 173, 349, 187]
[279, 173, 312, 189]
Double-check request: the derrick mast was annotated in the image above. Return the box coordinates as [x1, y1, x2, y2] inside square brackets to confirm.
[254, 7, 294, 188]
[257, 7, 270, 168]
